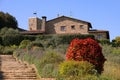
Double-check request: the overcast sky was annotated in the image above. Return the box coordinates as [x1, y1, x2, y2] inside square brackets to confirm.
[0, 0, 120, 40]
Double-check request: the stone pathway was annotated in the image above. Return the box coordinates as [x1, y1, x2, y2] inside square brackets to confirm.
[0, 55, 39, 80]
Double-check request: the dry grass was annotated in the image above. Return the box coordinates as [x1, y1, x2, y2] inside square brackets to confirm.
[102, 61, 120, 80]
[102, 45, 120, 80]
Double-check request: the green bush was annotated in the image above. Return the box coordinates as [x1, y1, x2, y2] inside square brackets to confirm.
[102, 44, 113, 56]
[58, 34, 94, 44]
[0, 28, 23, 46]
[40, 50, 64, 68]
[3, 46, 15, 54]
[0, 36, 2, 45]
[39, 50, 65, 77]
[36, 34, 94, 45]
[59, 61, 97, 78]
[98, 39, 110, 45]
[0, 45, 4, 54]
[36, 35, 52, 40]
[112, 48, 120, 54]
[19, 40, 31, 49]
[23, 35, 36, 41]
[2, 34, 23, 46]
[27, 41, 43, 50]
[0, 45, 17, 54]
[55, 44, 69, 54]
[41, 64, 59, 78]
[36, 35, 61, 48]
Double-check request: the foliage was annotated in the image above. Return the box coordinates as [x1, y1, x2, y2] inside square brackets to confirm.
[0, 45, 4, 53]
[59, 61, 96, 77]
[66, 38, 106, 74]
[0, 27, 19, 36]
[114, 36, 120, 47]
[0, 11, 18, 29]
[36, 34, 94, 45]
[3, 46, 14, 54]
[58, 34, 94, 44]
[13, 42, 120, 79]
[23, 35, 36, 41]
[58, 61, 112, 80]
[41, 64, 59, 78]
[112, 48, 120, 54]
[19, 40, 31, 49]
[0, 28, 23, 46]
[111, 36, 120, 47]
[40, 50, 65, 68]
[98, 39, 110, 45]
[0, 45, 18, 54]
[101, 45, 112, 56]
[55, 44, 69, 54]
[27, 41, 43, 50]
[0, 36, 2, 45]
[39, 50, 65, 77]
[2, 34, 23, 46]
[115, 36, 120, 43]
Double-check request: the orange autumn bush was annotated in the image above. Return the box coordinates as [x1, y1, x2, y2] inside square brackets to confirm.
[66, 38, 106, 74]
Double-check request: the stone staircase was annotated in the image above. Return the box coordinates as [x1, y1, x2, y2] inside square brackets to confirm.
[0, 55, 40, 80]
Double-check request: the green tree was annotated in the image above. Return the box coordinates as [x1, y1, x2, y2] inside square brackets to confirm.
[112, 36, 120, 47]
[0, 11, 18, 29]
[0, 12, 5, 27]
[115, 36, 120, 43]
[1, 28, 23, 46]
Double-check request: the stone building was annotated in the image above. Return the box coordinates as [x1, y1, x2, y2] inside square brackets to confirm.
[21, 16, 109, 40]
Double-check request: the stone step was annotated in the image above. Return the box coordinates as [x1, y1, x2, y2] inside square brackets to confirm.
[1, 72, 36, 75]
[0, 55, 39, 80]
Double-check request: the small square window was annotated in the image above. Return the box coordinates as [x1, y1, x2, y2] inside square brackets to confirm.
[61, 26, 66, 31]
[97, 34, 103, 39]
[71, 25, 75, 30]
[80, 25, 84, 29]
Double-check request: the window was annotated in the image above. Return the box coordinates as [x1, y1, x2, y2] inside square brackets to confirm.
[71, 25, 75, 30]
[97, 34, 103, 39]
[80, 25, 84, 29]
[61, 26, 66, 31]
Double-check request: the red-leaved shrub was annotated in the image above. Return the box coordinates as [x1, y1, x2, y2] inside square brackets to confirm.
[66, 38, 106, 74]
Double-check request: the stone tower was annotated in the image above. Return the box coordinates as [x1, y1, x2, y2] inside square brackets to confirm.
[28, 17, 42, 31]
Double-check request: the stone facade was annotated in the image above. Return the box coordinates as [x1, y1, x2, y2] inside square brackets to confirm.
[27, 16, 109, 40]
[89, 30, 109, 40]
[46, 16, 91, 34]
[28, 17, 41, 30]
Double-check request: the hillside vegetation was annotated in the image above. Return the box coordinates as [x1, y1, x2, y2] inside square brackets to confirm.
[0, 28, 119, 80]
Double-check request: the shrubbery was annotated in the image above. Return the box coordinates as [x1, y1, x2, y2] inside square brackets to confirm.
[0, 36, 2, 45]
[36, 34, 94, 44]
[66, 38, 106, 74]
[23, 35, 36, 41]
[39, 50, 65, 77]
[59, 61, 96, 77]
[0, 45, 18, 54]
[2, 34, 23, 46]
[98, 39, 110, 45]
[0, 28, 23, 46]
[58, 61, 111, 80]
[19, 40, 31, 49]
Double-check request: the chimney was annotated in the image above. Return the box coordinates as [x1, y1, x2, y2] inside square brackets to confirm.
[41, 16, 46, 31]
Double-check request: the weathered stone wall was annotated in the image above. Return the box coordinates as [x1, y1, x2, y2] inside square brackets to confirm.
[29, 17, 42, 31]
[46, 18, 89, 34]
[89, 32, 109, 40]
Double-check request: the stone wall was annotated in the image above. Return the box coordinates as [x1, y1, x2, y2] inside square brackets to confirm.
[28, 17, 42, 31]
[46, 17, 89, 34]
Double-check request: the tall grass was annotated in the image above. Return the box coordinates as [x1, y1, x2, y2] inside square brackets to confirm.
[102, 44, 120, 80]
[13, 44, 120, 80]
